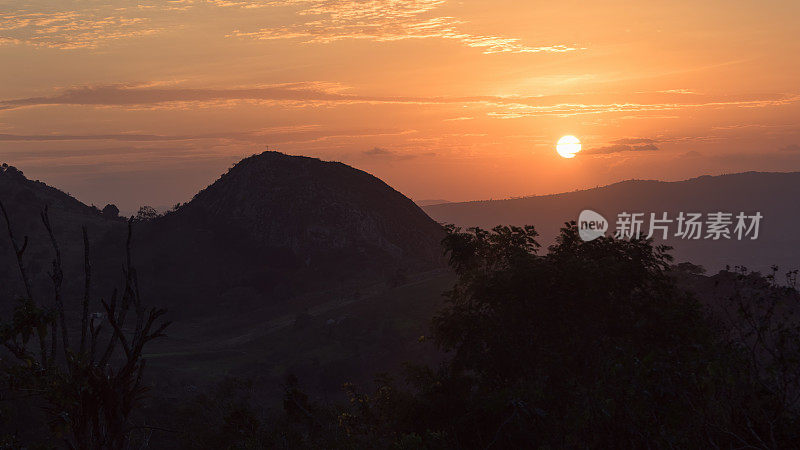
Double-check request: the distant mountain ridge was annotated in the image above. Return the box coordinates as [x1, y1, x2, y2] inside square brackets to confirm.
[5, 156, 796, 309]
[423, 171, 800, 273]
[415, 199, 451, 207]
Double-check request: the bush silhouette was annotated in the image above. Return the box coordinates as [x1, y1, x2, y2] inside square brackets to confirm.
[314, 223, 800, 448]
[0, 201, 169, 448]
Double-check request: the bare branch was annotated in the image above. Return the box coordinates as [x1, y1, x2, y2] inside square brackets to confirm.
[50, 321, 57, 367]
[3, 340, 30, 361]
[126, 218, 132, 272]
[101, 298, 132, 361]
[89, 315, 102, 364]
[41, 205, 70, 361]
[132, 269, 145, 347]
[100, 289, 119, 366]
[0, 199, 33, 300]
[1, 209, 167, 447]
[80, 226, 91, 354]
[1, 201, 50, 367]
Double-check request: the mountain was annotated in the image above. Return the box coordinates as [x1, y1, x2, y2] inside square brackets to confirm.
[0, 153, 448, 404]
[187, 151, 442, 264]
[1, 153, 445, 319]
[414, 199, 451, 207]
[0, 164, 126, 314]
[133, 152, 445, 315]
[423, 172, 800, 273]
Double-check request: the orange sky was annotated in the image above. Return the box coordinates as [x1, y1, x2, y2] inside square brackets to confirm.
[2, 0, 800, 211]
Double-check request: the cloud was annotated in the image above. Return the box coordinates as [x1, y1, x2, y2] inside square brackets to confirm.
[612, 138, 656, 145]
[0, 125, 413, 149]
[0, 37, 22, 46]
[0, 83, 367, 111]
[679, 150, 702, 158]
[363, 147, 434, 160]
[655, 89, 696, 94]
[779, 143, 800, 152]
[0, 82, 501, 111]
[228, 0, 579, 54]
[364, 147, 397, 157]
[584, 139, 660, 155]
[0, 133, 190, 142]
[0, 9, 161, 49]
[0, 145, 197, 161]
[0, 0, 578, 54]
[2, 84, 798, 119]
[486, 93, 800, 118]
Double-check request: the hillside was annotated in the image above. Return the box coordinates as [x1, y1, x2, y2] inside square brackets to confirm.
[129, 152, 446, 315]
[0, 164, 126, 314]
[5, 158, 800, 448]
[0, 153, 449, 410]
[424, 172, 800, 273]
[1, 153, 445, 318]
[186, 151, 442, 264]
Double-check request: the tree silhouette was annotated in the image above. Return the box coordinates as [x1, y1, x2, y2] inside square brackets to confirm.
[101, 204, 120, 219]
[134, 206, 159, 222]
[0, 201, 170, 449]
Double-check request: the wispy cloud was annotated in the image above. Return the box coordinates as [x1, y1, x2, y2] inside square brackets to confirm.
[779, 143, 800, 152]
[0, 124, 432, 173]
[0, 125, 405, 147]
[0, 133, 190, 142]
[2, 84, 798, 119]
[228, 0, 578, 54]
[0, 82, 489, 111]
[363, 146, 434, 160]
[0, 36, 22, 46]
[0, 9, 161, 49]
[1, 0, 577, 53]
[487, 93, 800, 118]
[584, 139, 660, 155]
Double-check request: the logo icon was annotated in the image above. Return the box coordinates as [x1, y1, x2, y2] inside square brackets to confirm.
[578, 209, 608, 241]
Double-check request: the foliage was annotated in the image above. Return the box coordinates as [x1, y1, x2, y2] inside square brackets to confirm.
[707, 265, 800, 447]
[5, 211, 800, 448]
[0, 201, 170, 449]
[301, 223, 800, 448]
[101, 204, 120, 219]
[134, 206, 159, 222]
[172, 378, 268, 449]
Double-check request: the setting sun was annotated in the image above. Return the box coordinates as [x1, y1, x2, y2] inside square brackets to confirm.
[557, 135, 582, 159]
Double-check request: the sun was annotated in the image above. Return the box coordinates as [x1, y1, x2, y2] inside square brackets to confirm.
[557, 135, 581, 158]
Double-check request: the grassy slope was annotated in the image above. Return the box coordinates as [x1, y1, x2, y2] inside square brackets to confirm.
[144, 269, 455, 401]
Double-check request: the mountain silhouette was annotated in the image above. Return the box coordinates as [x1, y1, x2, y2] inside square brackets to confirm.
[130, 152, 445, 314]
[186, 151, 442, 263]
[0, 164, 126, 313]
[1, 153, 445, 317]
[423, 172, 800, 273]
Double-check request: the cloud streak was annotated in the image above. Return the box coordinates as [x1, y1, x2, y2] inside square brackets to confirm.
[0, 0, 576, 53]
[0, 8, 161, 49]
[584, 139, 660, 155]
[2, 84, 798, 119]
[363, 146, 434, 160]
[780, 144, 800, 152]
[228, 0, 578, 54]
[0, 124, 411, 147]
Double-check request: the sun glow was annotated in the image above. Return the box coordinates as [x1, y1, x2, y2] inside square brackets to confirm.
[557, 135, 581, 158]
